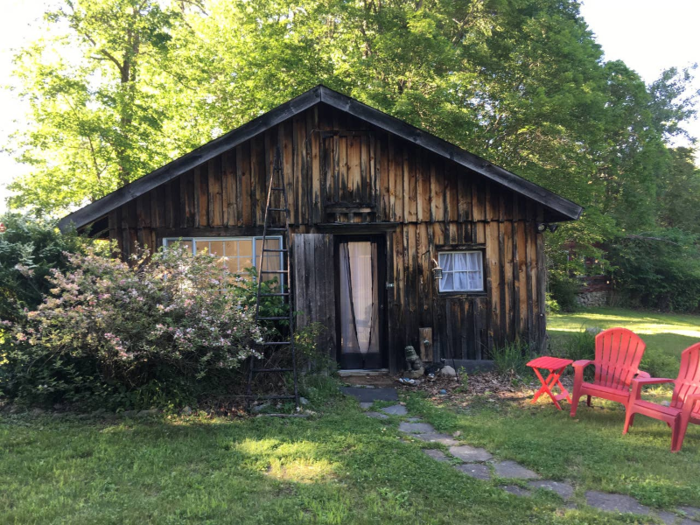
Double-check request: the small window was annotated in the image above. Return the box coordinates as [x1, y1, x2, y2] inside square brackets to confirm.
[163, 236, 283, 283]
[438, 251, 484, 293]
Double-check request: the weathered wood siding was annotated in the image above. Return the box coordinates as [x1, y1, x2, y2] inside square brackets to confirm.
[107, 103, 547, 368]
[293, 233, 336, 358]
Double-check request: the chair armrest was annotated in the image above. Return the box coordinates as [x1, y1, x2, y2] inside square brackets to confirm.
[636, 370, 651, 379]
[629, 377, 675, 402]
[572, 360, 594, 388]
[632, 377, 675, 386]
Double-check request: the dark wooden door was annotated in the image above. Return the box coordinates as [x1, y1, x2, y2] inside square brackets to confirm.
[335, 235, 387, 369]
[293, 234, 336, 358]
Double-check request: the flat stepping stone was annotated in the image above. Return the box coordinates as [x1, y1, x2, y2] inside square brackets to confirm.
[365, 412, 388, 420]
[678, 507, 700, 521]
[398, 422, 435, 434]
[454, 463, 491, 480]
[528, 480, 574, 500]
[360, 402, 373, 410]
[449, 445, 493, 462]
[656, 510, 681, 525]
[379, 404, 407, 416]
[342, 386, 398, 403]
[422, 449, 450, 462]
[501, 485, 532, 497]
[492, 460, 540, 480]
[414, 433, 460, 446]
[585, 491, 650, 515]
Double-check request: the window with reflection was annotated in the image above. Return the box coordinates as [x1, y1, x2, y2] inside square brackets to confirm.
[163, 237, 283, 283]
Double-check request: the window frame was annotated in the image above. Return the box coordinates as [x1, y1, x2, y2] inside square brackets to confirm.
[437, 249, 485, 295]
[162, 236, 284, 283]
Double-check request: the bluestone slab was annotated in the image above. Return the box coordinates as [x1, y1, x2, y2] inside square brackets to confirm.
[341, 387, 398, 403]
[492, 460, 540, 480]
[585, 491, 650, 515]
[398, 422, 436, 434]
[380, 404, 408, 416]
[454, 463, 491, 480]
[449, 445, 493, 462]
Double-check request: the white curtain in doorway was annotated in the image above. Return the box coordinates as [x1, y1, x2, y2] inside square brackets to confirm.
[339, 242, 379, 355]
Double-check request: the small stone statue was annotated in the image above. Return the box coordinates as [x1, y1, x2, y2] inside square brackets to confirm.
[404, 345, 425, 379]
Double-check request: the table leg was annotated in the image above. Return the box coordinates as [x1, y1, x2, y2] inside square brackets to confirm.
[553, 367, 571, 403]
[531, 367, 570, 410]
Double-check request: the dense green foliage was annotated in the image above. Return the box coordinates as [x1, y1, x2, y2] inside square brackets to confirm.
[606, 229, 700, 312]
[0, 212, 98, 324]
[4, 0, 699, 309]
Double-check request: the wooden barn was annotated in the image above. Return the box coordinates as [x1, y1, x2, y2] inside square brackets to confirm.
[59, 85, 582, 373]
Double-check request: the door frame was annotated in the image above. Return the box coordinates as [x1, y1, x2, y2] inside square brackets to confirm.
[334, 234, 388, 370]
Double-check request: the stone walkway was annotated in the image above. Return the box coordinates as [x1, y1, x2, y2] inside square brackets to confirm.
[353, 393, 700, 525]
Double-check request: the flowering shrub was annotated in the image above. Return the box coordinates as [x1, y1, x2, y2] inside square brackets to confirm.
[1, 244, 263, 407]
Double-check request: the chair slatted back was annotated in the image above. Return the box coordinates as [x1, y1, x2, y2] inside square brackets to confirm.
[594, 328, 646, 391]
[671, 343, 700, 415]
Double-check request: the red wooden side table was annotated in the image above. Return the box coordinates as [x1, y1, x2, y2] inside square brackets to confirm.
[526, 356, 573, 410]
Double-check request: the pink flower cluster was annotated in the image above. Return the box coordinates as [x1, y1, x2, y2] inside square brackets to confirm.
[6, 245, 263, 383]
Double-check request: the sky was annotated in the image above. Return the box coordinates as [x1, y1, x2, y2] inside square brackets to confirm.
[0, 0, 698, 214]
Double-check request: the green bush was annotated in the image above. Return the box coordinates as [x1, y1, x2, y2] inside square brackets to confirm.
[1, 245, 262, 408]
[549, 275, 580, 312]
[545, 292, 561, 314]
[0, 212, 99, 324]
[640, 353, 679, 379]
[491, 340, 532, 377]
[557, 329, 596, 363]
[607, 229, 700, 312]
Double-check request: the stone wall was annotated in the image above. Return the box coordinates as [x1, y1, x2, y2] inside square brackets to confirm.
[576, 291, 610, 308]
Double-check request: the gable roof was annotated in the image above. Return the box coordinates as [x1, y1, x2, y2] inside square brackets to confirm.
[58, 85, 582, 231]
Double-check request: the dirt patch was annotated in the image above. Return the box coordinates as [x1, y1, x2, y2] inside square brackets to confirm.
[395, 370, 568, 407]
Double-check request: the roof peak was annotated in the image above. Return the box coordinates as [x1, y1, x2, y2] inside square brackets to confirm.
[59, 85, 581, 230]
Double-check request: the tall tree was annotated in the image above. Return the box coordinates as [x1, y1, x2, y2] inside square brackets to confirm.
[7, 0, 181, 213]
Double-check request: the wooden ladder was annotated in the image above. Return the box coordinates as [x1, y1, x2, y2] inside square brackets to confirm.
[245, 146, 299, 412]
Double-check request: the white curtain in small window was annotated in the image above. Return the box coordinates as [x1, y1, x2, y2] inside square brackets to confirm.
[439, 251, 483, 292]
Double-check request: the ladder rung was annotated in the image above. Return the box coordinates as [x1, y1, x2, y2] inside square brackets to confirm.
[260, 270, 288, 274]
[260, 292, 289, 296]
[266, 228, 287, 232]
[261, 342, 291, 346]
[271, 187, 285, 191]
[252, 368, 293, 373]
[257, 316, 289, 320]
[263, 249, 288, 252]
[268, 208, 289, 211]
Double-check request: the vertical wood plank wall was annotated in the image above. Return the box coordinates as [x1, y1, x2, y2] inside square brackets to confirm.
[292, 233, 336, 358]
[107, 104, 548, 367]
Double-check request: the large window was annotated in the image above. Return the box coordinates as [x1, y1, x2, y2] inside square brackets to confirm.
[438, 251, 484, 293]
[163, 236, 283, 280]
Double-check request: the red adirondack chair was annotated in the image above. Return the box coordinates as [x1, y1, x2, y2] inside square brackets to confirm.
[570, 327, 649, 418]
[623, 343, 700, 452]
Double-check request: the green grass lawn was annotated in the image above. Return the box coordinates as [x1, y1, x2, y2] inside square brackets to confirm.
[2, 307, 700, 523]
[549, 307, 700, 365]
[1, 399, 634, 525]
